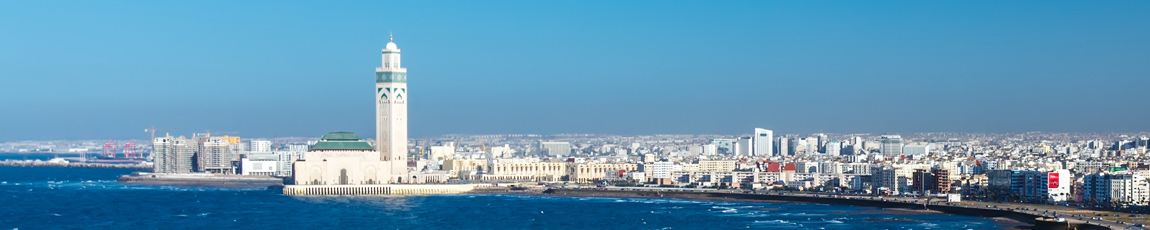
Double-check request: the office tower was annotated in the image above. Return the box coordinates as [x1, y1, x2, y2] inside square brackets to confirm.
[816, 133, 828, 153]
[775, 137, 790, 156]
[735, 137, 752, 156]
[753, 128, 773, 156]
[880, 135, 904, 157]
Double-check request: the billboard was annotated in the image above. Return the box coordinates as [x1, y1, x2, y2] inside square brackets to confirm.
[1048, 172, 1060, 188]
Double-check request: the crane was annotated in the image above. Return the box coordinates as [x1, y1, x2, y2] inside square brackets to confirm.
[144, 126, 171, 142]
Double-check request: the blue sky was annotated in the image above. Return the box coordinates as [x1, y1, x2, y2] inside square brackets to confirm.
[1, 1, 1148, 141]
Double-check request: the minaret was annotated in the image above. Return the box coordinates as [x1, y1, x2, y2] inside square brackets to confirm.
[375, 33, 408, 176]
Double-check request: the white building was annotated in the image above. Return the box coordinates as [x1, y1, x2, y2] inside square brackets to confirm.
[649, 161, 674, 179]
[291, 37, 410, 185]
[250, 140, 272, 152]
[735, 137, 752, 156]
[903, 144, 929, 156]
[429, 142, 456, 160]
[754, 128, 773, 156]
[540, 141, 572, 157]
[702, 144, 717, 156]
[1084, 172, 1150, 206]
[489, 144, 513, 158]
[880, 135, 903, 157]
[241, 153, 279, 176]
[292, 132, 405, 184]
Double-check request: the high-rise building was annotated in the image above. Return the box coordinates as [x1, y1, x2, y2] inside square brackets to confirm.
[152, 136, 195, 173]
[376, 34, 409, 175]
[816, 133, 828, 153]
[825, 141, 841, 155]
[735, 137, 752, 156]
[711, 138, 735, 154]
[753, 128, 773, 156]
[880, 135, 904, 157]
[774, 137, 790, 156]
[199, 136, 234, 174]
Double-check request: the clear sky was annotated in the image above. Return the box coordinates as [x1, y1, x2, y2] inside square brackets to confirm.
[1, 1, 1148, 141]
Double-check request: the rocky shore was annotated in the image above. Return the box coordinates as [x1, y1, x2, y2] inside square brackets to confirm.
[0, 159, 150, 169]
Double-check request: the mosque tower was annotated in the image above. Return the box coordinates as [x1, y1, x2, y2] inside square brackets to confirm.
[375, 33, 408, 175]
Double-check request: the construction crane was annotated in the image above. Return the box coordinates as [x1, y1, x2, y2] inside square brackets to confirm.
[144, 126, 171, 142]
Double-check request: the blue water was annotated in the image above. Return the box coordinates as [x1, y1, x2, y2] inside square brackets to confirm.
[0, 166, 1014, 229]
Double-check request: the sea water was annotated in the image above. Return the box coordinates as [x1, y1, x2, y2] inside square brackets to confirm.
[0, 166, 1010, 229]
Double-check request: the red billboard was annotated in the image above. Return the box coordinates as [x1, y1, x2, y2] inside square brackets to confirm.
[1048, 172, 1059, 188]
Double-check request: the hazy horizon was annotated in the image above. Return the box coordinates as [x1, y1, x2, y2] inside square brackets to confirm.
[2, 1, 1148, 141]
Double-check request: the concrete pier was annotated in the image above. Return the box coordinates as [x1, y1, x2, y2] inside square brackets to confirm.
[283, 184, 493, 196]
[119, 172, 283, 189]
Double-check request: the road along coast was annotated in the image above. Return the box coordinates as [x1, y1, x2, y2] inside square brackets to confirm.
[544, 188, 1114, 230]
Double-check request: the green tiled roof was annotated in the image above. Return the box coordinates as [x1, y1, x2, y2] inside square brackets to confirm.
[321, 132, 362, 141]
[310, 132, 374, 151]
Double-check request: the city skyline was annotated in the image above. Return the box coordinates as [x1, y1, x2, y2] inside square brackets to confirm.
[3, 1, 1149, 141]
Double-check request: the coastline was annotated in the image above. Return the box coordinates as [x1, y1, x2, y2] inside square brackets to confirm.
[540, 188, 1113, 230]
[118, 172, 284, 189]
[0, 159, 150, 169]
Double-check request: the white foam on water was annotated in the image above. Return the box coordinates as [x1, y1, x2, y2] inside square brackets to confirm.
[751, 219, 795, 226]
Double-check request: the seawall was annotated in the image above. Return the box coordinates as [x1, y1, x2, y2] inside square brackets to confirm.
[544, 189, 1112, 230]
[1, 160, 150, 169]
[282, 184, 497, 196]
[119, 173, 283, 189]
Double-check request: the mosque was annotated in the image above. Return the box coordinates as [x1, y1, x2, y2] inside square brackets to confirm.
[284, 36, 468, 195]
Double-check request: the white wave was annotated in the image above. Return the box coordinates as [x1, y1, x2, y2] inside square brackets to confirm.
[751, 220, 794, 225]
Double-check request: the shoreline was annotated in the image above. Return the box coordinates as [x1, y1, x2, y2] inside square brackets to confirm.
[541, 188, 1113, 230]
[118, 172, 284, 189]
[0, 160, 150, 169]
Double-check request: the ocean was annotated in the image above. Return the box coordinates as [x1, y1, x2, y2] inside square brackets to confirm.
[0, 159, 1012, 229]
